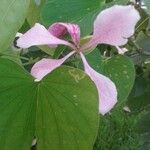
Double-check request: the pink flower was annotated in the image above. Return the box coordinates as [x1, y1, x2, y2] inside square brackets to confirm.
[17, 5, 140, 115]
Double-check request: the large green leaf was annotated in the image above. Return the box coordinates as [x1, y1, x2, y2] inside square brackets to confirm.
[0, 58, 99, 150]
[41, 0, 105, 36]
[0, 0, 30, 51]
[103, 55, 135, 102]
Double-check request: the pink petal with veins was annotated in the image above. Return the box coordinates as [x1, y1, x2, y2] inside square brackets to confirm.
[80, 53, 117, 115]
[82, 5, 140, 50]
[49, 23, 80, 46]
[31, 51, 75, 81]
[17, 23, 74, 49]
[49, 24, 67, 38]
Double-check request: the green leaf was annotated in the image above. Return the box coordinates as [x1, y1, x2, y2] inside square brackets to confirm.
[139, 133, 150, 150]
[41, 0, 105, 36]
[135, 8, 149, 33]
[143, 0, 150, 15]
[113, 0, 128, 4]
[0, 58, 99, 150]
[137, 112, 150, 134]
[103, 55, 135, 102]
[27, 0, 55, 56]
[0, 0, 30, 51]
[105, 0, 128, 5]
[127, 76, 150, 112]
[0, 48, 22, 65]
[128, 92, 150, 112]
[136, 32, 150, 52]
[81, 51, 135, 103]
[27, 0, 45, 25]
[94, 108, 140, 150]
[84, 48, 102, 72]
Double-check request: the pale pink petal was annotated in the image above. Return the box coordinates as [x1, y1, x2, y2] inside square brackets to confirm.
[115, 46, 128, 54]
[17, 23, 74, 49]
[49, 23, 80, 46]
[31, 51, 75, 81]
[80, 53, 117, 115]
[81, 5, 140, 50]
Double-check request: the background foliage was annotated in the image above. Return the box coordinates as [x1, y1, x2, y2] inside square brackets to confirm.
[0, 0, 149, 149]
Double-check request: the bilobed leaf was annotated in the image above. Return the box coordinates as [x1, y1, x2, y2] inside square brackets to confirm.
[0, 58, 99, 150]
[36, 67, 99, 150]
[41, 0, 105, 36]
[0, 0, 30, 51]
[103, 55, 135, 102]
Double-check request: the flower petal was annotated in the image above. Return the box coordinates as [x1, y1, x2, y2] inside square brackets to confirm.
[80, 53, 117, 115]
[17, 23, 74, 49]
[31, 51, 75, 81]
[49, 23, 80, 46]
[82, 5, 140, 50]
